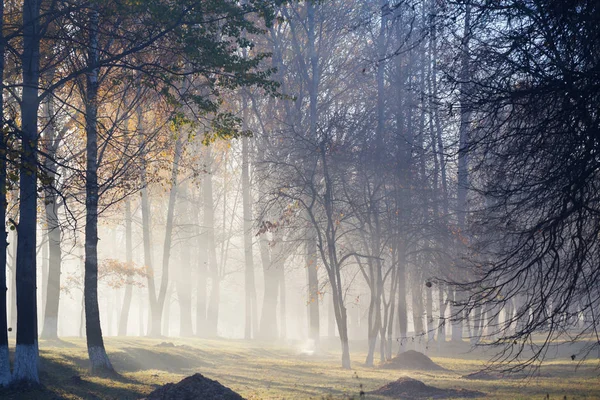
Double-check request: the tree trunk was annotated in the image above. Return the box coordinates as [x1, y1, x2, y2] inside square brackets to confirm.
[8, 231, 16, 339]
[13, 0, 41, 383]
[139, 166, 157, 336]
[0, 0, 9, 381]
[366, 216, 384, 366]
[450, 288, 463, 343]
[331, 286, 350, 368]
[453, 2, 472, 345]
[41, 96, 62, 340]
[411, 273, 425, 350]
[204, 146, 220, 337]
[162, 281, 172, 337]
[328, 292, 335, 338]
[242, 109, 257, 339]
[40, 231, 47, 329]
[176, 183, 193, 336]
[305, 0, 321, 352]
[118, 199, 133, 336]
[396, 254, 408, 353]
[84, 8, 113, 374]
[154, 135, 184, 336]
[385, 256, 397, 360]
[306, 224, 320, 349]
[437, 285, 447, 346]
[426, 282, 434, 342]
[138, 285, 145, 336]
[258, 232, 279, 339]
[194, 186, 207, 336]
[278, 260, 286, 339]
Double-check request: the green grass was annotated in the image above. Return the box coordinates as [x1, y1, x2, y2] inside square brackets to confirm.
[0, 337, 598, 399]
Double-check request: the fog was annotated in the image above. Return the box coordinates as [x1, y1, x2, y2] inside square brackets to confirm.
[0, 0, 599, 397]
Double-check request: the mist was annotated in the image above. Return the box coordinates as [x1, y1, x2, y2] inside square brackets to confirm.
[0, 0, 599, 399]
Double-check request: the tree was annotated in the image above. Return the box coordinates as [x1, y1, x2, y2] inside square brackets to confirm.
[452, 0, 600, 368]
[117, 199, 134, 336]
[83, 4, 114, 374]
[0, 0, 9, 386]
[13, 0, 42, 384]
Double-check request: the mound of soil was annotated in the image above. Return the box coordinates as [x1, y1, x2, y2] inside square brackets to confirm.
[370, 377, 484, 399]
[143, 373, 244, 400]
[155, 342, 175, 348]
[380, 350, 446, 371]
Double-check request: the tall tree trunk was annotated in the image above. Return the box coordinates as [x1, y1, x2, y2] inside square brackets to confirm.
[328, 292, 335, 338]
[204, 146, 220, 336]
[306, 224, 320, 349]
[453, 1, 472, 344]
[40, 231, 47, 329]
[305, 0, 321, 352]
[84, 7, 113, 374]
[366, 215, 384, 367]
[162, 281, 172, 337]
[140, 160, 156, 335]
[426, 281, 434, 342]
[194, 186, 207, 336]
[41, 95, 62, 340]
[437, 285, 447, 347]
[450, 288, 463, 342]
[258, 230, 279, 339]
[0, 0, 9, 382]
[118, 199, 133, 336]
[137, 285, 145, 336]
[385, 253, 397, 360]
[8, 231, 16, 339]
[396, 252, 408, 353]
[176, 183, 193, 337]
[154, 135, 184, 336]
[278, 259, 286, 339]
[241, 105, 257, 339]
[411, 272, 425, 350]
[13, 0, 41, 383]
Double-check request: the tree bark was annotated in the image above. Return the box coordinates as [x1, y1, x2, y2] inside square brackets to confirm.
[453, 1, 472, 344]
[153, 135, 184, 336]
[450, 288, 463, 342]
[241, 102, 257, 339]
[8, 231, 16, 339]
[139, 149, 156, 335]
[411, 272, 425, 350]
[13, 0, 41, 384]
[277, 258, 286, 339]
[396, 252, 408, 353]
[194, 185, 207, 336]
[84, 7, 114, 374]
[204, 146, 220, 336]
[41, 95, 62, 340]
[0, 0, 9, 382]
[176, 183, 193, 336]
[306, 223, 320, 349]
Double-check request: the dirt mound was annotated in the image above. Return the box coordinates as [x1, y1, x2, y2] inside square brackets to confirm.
[143, 373, 244, 400]
[155, 342, 175, 348]
[370, 377, 484, 399]
[380, 350, 446, 371]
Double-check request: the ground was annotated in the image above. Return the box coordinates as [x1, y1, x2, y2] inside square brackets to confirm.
[0, 337, 598, 399]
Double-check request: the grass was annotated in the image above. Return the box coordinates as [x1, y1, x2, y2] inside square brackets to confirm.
[0, 337, 598, 399]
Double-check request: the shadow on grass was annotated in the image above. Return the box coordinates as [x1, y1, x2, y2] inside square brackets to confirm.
[110, 347, 213, 373]
[0, 353, 149, 400]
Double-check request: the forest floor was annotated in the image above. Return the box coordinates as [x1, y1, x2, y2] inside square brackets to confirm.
[0, 337, 598, 399]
